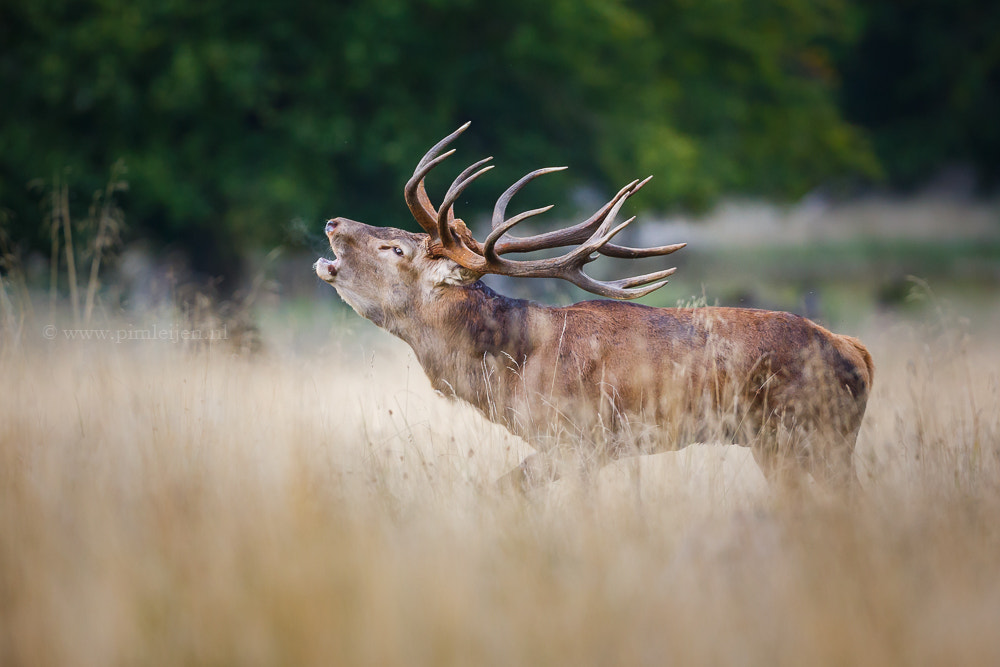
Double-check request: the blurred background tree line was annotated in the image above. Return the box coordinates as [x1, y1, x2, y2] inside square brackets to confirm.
[1, 0, 998, 283]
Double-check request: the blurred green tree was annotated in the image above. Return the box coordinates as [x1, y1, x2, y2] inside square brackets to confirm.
[837, 0, 1000, 189]
[1, 0, 876, 279]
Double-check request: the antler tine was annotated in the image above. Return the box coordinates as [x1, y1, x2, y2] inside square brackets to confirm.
[565, 247, 679, 298]
[598, 241, 687, 259]
[491, 167, 568, 231]
[436, 157, 494, 244]
[404, 122, 471, 235]
[583, 177, 686, 259]
[411, 149, 458, 186]
[572, 272, 675, 299]
[415, 121, 471, 171]
[408, 149, 458, 225]
[445, 157, 495, 203]
[554, 261, 677, 300]
[483, 205, 555, 262]
[483, 176, 635, 273]
[494, 176, 672, 259]
[587, 216, 638, 259]
[479, 173, 679, 299]
[617, 267, 678, 289]
[563, 219, 680, 298]
[492, 178, 639, 255]
[562, 188, 638, 264]
[481, 166, 566, 261]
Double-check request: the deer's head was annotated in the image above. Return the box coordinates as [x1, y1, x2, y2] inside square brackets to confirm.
[314, 218, 476, 326]
[315, 123, 686, 326]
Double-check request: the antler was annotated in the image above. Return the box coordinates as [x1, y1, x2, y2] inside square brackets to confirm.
[404, 123, 685, 299]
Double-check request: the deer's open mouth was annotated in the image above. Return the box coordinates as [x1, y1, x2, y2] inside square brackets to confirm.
[314, 257, 339, 283]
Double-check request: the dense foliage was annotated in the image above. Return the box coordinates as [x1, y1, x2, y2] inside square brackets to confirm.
[0, 0, 996, 275]
[837, 0, 1000, 188]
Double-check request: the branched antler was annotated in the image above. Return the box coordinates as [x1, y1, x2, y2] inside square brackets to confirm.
[404, 123, 685, 299]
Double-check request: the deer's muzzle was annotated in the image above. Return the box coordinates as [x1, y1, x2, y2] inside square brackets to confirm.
[314, 257, 338, 282]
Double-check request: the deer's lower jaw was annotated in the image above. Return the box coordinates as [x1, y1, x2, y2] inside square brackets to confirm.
[314, 257, 339, 283]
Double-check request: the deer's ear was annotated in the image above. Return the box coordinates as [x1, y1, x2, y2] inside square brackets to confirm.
[428, 258, 478, 287]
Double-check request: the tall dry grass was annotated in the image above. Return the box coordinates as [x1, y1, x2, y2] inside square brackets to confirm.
[1, 308, 999, 666]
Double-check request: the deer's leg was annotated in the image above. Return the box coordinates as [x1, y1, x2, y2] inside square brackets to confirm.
[803, 428, 861, 495]
[496, 441, 612, 493]
[751, 431, 809, 492]
[496, 452, 563, 493]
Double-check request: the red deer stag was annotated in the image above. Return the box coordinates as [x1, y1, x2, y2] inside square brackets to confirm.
[315, 123, 874, 490]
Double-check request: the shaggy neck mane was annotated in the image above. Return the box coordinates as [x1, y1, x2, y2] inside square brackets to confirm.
[389, 282, 536, 409]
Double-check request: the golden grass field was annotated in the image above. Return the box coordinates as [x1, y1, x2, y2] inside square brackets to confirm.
[2, 302, 999, 666]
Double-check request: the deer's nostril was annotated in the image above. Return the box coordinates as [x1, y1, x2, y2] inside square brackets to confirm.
[325, 219, 339, 235]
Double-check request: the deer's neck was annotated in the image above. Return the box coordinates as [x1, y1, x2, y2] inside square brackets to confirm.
[389, 282, 539, 412]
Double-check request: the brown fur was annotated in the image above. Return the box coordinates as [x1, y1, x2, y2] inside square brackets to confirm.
[317, 218, 874, 490]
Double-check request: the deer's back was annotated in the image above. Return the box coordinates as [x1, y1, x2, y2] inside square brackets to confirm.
[517, 301, 872, 446]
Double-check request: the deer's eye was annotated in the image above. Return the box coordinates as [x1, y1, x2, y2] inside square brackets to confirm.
[380, 244, 406, 257]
